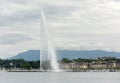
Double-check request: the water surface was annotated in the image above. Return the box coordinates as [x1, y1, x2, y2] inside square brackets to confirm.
[0, 72, 119, 83]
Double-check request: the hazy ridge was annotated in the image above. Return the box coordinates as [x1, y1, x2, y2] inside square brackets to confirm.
[9, 50, 120, 61]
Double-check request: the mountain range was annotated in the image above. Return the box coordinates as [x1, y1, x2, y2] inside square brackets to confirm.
[9, 50, 120, 61]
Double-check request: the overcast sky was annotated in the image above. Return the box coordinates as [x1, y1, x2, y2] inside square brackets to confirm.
[0, 0, 120, 58]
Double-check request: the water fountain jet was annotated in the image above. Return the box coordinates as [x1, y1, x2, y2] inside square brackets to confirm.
[40, 11, 60, 72]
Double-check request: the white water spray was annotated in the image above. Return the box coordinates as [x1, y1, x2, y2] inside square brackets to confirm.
[40, 11, 60, 72]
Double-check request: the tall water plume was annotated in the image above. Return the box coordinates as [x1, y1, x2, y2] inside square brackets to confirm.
[40, 11, 60, 72]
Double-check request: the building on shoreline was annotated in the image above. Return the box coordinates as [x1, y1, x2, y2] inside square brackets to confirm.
[60, 56, 120, 71]
[1, 56, 120, 72]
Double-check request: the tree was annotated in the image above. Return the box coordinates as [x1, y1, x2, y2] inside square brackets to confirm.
[61, 58, 72, 63]
[20, 63, 32, 70]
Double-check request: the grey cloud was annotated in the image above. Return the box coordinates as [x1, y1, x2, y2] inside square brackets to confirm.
[1, 0, 120, 59]
[0, 0, 77, 27]
[43, 6, 76, 16]
[5, 0, 35, 4]
[112, 0, 120, 2]
[0, 34, 33, 45]
[0, 10, 40, 27]
[0, 7, 76, 27]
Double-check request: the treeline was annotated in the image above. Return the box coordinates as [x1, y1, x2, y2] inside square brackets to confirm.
[1, 57, 120, 70]
[0, 59, 40, 70]
[61, 57, 120, 63]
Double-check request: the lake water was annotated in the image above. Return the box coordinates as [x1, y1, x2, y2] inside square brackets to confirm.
[0, 72, 119, 83]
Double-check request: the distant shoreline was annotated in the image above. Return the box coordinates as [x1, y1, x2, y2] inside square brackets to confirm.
[5, 69, 120, 72]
